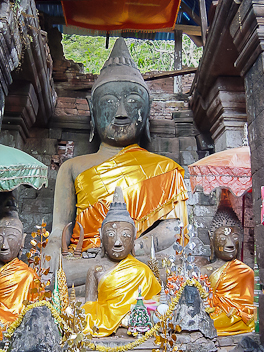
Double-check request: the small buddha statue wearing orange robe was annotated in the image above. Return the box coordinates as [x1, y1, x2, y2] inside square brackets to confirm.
[201, 207, 254, 336]
[83, 186, 161, 337]
[0, 215, 41, 338]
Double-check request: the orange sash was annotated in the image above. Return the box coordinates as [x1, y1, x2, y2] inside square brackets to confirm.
[71, 145, 188, 251]
[209, 259, 255, 335]
[0, 258, 41, 339]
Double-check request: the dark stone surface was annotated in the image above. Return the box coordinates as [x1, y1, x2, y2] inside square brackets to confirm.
[178, 136, 197, 150]
[10, 306, 62, 352]
[198, 192, 217, 206]
[248, 112, 264, 153]
[230, 336, 264, 352]
[146, 136, 180, 155]
[196, 228, 212, 246]
[23, 137, 57, 156]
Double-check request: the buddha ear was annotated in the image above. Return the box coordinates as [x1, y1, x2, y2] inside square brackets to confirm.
[18, 233, 27, 258]
[131, 246, 135, 257]
[131, 228, 136, 256]
[145, 118, 151, 142]
[87, 98, 95, 143]
[99, 228, 105, 258]
[209, 231, 215, 262]
[144, 96, 152, 143]
[237, 238, 242, 260]
[22, 233, 27, 249]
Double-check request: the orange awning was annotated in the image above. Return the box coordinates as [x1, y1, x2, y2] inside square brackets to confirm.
[61, 0, 181, 32]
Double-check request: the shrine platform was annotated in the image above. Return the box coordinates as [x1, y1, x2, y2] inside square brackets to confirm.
[89, 332, 260, 352]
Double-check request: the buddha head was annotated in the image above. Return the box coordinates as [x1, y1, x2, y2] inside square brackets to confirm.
[89, 38, 151, 147]
[100, 186, 136, 261]
[209, 207, 243, 262]
[0, 216, 25, 264]
[0, 192, 18, 218]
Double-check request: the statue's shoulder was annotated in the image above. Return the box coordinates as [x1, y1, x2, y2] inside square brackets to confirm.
[9, 258, 37, 279]
[59, 152, 101, 179]
[128, 256, 151, 273]
[232, 259, 254, 274]
[201, 259, 226, 278]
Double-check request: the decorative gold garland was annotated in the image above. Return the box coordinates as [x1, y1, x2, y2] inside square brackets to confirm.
[4, 279, 208, 352]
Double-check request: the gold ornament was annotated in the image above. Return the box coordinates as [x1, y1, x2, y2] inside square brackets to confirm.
[148, 236, 161, 284]
[147, 258, 161, 285]
[57, 253, 69, 313]
[69, 283, 76, 306]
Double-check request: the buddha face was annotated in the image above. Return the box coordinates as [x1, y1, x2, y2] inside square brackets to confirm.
[92, 81, 149, 146]
[213, 226, 240, 261]
[0, 226, 23, 264]
[102, 221, 135, 261]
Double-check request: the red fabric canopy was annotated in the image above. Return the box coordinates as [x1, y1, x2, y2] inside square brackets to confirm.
[61, 0, 181, 32]
[188, 146, 252, 197]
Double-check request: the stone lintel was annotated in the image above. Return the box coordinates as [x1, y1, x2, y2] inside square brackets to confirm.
[49, 114, 90, 131]
[149, 119, 176, 137]
[230, 0, 264, 76]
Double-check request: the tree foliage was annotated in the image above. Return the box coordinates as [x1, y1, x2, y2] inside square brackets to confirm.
[62, 34, 203, 74]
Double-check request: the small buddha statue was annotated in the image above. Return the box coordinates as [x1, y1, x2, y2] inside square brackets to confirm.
[0, 215, 41, 338]
[46, 37, 188, 283]
[201, 207, 254, 336]
[82, 186, 161, 337]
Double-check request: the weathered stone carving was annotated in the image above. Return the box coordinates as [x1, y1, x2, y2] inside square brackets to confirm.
[9, 306, 61, 352]
[173, 285, 217, 339]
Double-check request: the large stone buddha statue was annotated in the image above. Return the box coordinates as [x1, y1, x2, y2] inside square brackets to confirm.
[83, 186, 161, 337]
[46, 37, 188, 283]
[0, 214, 41, 339]
[201, 207, 255, 336]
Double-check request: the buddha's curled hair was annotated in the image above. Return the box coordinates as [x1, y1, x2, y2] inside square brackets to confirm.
[209, 207, 243, 239]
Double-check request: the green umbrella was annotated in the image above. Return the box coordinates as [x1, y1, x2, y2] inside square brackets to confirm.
[0, 144, 48, 191]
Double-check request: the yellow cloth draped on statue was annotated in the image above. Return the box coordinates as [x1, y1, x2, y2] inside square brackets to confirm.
[209, 259, 255, 336]
[71, 144, 188, 251]
[83, 254, 161, 336]
[0, 258, 41, 339]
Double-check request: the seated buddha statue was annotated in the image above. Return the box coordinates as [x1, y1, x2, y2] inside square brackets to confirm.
[46, 37, 188, 283]
[0, 214, 41, 339]
[83, 186, 161, 337]
[201, 207, 254, 336]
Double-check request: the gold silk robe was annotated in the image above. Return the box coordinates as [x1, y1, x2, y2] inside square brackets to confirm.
[209, 259, 255, 335]
[83, 254, 161, 336]
[0, 258, 41, 339]
[71, 144, 188, 251]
